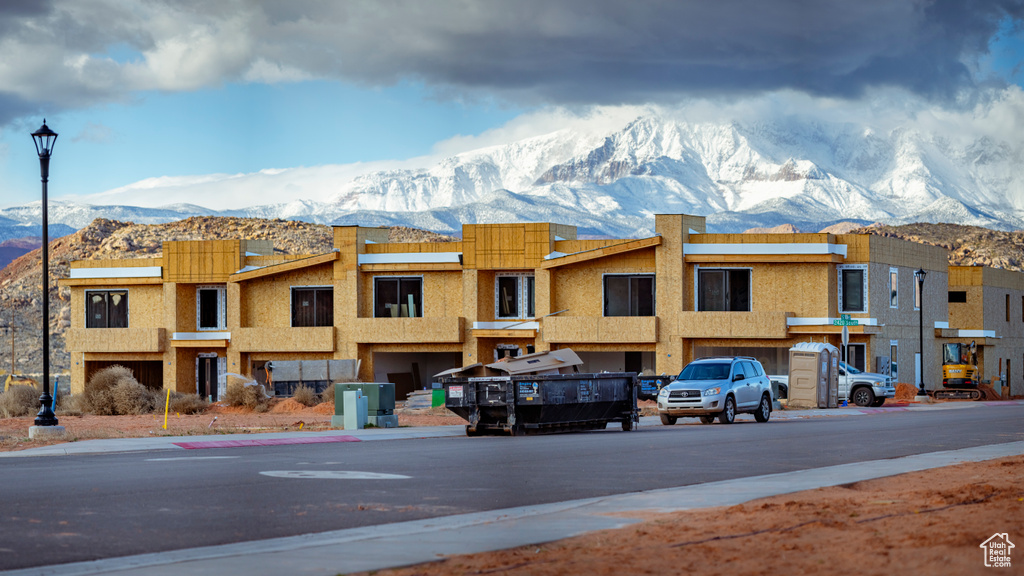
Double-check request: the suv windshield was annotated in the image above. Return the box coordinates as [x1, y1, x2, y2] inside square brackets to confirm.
[678, 362, 731, 381]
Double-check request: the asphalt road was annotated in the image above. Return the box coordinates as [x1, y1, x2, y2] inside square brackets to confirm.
[1, 406, 1022, 570]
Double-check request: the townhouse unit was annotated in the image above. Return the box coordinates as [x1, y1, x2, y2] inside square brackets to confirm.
[60, 214, 1020, 399]
[943, 266, 1024, 395]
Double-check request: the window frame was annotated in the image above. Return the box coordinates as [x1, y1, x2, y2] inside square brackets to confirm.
[372, 276, 424, 318]
[85, 289, 129, 329]
[695, 266, 752, 312]
[602, 273, 656, 317]
[290, 285, 334, 327]
[196, 285, 227, 331]
[495, 273, 536, 320]
[837, 264, 869, 314]
[889, 267, 898, 308]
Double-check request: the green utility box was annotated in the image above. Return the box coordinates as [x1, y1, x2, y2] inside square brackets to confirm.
[333, 383, 397, 428]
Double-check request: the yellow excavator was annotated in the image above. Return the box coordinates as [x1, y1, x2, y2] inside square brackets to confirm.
[936, 341, 982, 400]
[3, 374, 38, 393]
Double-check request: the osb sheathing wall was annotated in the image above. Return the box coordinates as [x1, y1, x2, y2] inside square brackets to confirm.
[68, 284, 164, 329]
[543, 316, 658, 343]
[164, 240, 245, 283]
[240, 265, 334, 328]
[549, 250, 657, 317]
[356, 271, 463, 319]
[690, 233, 836, 245]
[682, 262, 833, 319]
[65, 328, 165, 353]
[234, 327, 336, 352]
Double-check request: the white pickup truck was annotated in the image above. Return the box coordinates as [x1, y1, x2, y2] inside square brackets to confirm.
[770, 362, 895, 407]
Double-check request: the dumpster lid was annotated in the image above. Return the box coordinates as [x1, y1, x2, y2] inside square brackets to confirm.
[790, 341, 839, 354]
[434, 349, 584, 379]
[434, 363, 485, 379]
[485, 348, 583, 375]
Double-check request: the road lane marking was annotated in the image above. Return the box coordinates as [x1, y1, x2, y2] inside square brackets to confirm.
[146, 456, 241, 462]
[260, 471, 411, 480]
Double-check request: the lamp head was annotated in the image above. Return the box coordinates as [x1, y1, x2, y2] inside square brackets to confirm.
[31, 120, 58, 158]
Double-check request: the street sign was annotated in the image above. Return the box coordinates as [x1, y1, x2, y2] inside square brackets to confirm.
[833, 313, 859, 326]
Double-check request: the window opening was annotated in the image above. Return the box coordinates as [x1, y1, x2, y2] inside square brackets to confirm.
[839, 265, 867, 313]
[496, 274, 535, 319]
[86, 290, 128, 328]
[889, 268, 898, 308]
[697, 269, 750, 312]
[374, 277, 422, 318]
[291, 287, 334, 327]
[603, 274, 655, 317]
[196, 286, 226, 330]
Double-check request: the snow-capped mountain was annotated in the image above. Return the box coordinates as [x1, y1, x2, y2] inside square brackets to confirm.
[2, 114, 1022, 239]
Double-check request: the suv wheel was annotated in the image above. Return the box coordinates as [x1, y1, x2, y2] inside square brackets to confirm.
[660, 413, 677, 426]
[852, 387, 875, 407]
[719, 396, 736, 424]
[754, 394, 771, 423]
[699, 416, 715, 424]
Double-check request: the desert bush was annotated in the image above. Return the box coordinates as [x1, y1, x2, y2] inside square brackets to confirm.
[84, 365, 135, 415]
[0, 386, 41, 418]
[320, 383, 336, 405]
[223, 381, 271, 412]
[168, 392, 210, 415]
[56, 393, 85, 416]
[292, 385, 318, 407]
[110, 379, 160, 415]
[83, 365, 162, 415]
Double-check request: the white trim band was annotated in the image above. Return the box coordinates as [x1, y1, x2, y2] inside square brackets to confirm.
[787, 317, 880, 326]
[172, 332, 231, 341]
[70, 266, 162, 279]
[358, 253, 461, 265]
[683, 243, 847, 258]
[472, 321, 540, 330]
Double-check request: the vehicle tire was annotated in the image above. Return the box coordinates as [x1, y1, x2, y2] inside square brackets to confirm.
[660, 413, 677, 426]
[851, 387, 875, 407]
[870, 398, 886, 407]
[621, 417, 634, 431]
[754, 394, 771, 423]
[718, 396, 736, 424]
[699, 416, 716, 424]
[778, 384, 788, 400]
[465, 425, 480, 437]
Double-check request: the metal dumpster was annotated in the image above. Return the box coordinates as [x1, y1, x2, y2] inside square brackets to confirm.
[444, 372, 638, 435]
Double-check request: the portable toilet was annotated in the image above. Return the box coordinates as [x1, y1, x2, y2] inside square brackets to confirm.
[787, 342, 839, 408]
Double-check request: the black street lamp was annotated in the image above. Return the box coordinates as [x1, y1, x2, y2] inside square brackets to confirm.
[914, 268, 928, 397]
[31, 120, 59, 427]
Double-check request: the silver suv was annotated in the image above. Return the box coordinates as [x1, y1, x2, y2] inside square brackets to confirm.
[657, 357, 773, 425]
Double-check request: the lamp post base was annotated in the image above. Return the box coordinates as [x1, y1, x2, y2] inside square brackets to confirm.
[29, 425, 66, 440]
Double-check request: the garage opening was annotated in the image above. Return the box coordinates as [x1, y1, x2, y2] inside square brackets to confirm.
[576, 351, 655, 374]
[372, 352, 462, 400]
[84, 360, 163, 390]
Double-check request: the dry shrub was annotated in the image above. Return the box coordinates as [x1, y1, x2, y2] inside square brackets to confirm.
[56, 393, 85, 417]
[320, 383, 336, 405]
[292, 385, 318, 407]
[168, 392, 210, 415]
[223, 381, 270, 412]
[84, 365, 136, 415]
[111, 379, 160, 415]
[0, 386, 41, 418]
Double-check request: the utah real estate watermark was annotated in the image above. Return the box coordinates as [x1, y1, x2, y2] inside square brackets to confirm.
[980, 533, 1014, 568]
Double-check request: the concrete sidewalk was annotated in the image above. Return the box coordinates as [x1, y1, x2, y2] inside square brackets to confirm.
[3, 399, 1019, 458]
[4, 439, 1022, 576]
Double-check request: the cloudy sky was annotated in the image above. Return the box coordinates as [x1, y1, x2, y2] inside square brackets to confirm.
[1, 0, 1022, 209]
